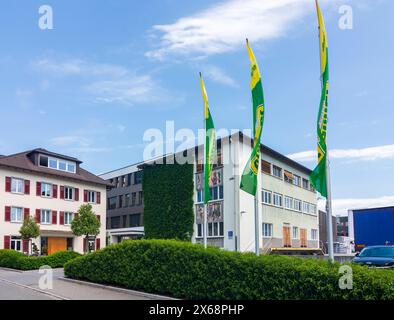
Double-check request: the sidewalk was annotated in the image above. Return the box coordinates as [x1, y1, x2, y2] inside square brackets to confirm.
[0, 268, 172, 300]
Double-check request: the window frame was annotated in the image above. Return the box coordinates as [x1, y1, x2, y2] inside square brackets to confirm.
[11, 178, 24, 194]
[64, 212, 74, 225]
[41, 182, 53, 198]
[64, 186, 74, 201]
[10, 236, 22, 252]
[292, 226, 299, 239]
[40, 209, 52, 224]
[272, 165, 282, 179]
[11, 207, 23, 223]
[273, 193, 283, 207]
[262, 189, 272, 205]
[262, 223, 273, 238]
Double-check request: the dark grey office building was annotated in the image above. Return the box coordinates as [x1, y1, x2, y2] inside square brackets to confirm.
[100, 163, 144, 244]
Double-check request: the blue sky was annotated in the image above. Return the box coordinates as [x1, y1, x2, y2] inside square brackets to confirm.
[0, 0, 393, 214]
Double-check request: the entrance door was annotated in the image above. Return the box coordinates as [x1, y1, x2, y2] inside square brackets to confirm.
[283, 225, 291, 247]
[300, 229, 307, 248]
[48, 237, 67, 255]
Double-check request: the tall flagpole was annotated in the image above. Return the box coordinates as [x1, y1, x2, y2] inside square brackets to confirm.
[315, 0, 334, 262]
[200, 72, 208, 249]
[254, 189, 260, 255]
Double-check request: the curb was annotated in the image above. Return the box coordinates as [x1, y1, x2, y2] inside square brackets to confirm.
[0, 267, 24, 273]
[59, 277, 178, 300]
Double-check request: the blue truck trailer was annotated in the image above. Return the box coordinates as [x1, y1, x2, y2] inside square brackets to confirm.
[349, 206, 394, 251]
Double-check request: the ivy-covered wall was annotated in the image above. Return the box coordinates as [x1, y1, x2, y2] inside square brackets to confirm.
[143, 163, 194, 241]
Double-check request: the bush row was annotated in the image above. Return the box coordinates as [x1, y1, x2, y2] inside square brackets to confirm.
[64, 239, 394, 300]
[0, 250, 81, 270]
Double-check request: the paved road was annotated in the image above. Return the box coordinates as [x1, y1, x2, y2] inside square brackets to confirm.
[0, 268, 158, 300]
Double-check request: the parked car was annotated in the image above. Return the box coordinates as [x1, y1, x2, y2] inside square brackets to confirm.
[352, 246, 394, 267]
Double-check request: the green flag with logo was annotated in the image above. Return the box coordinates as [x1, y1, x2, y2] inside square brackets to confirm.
[200, 73, 216, 204]
[240, 40, 265, 196]
[310, 0, 329, 198]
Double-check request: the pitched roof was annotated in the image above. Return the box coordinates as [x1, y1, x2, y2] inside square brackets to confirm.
[0, 148, 108, 186]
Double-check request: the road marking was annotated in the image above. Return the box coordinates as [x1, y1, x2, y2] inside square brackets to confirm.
[0, 277, 69, 300]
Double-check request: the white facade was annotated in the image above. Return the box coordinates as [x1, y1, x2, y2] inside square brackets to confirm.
[0, 150, 107, 255]
[192, 133, 319, 253]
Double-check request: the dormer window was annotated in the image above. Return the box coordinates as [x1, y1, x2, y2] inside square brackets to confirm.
[39, 155, 76, 173]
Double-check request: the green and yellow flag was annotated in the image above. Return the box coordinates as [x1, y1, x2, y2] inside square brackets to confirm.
[240, 40, 265, 196]
[310, 0, 329, 198]
[200, 73, 216, 204]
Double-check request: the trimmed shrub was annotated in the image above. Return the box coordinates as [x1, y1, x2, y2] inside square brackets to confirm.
[64, 240, 394, 300]
[0, 250, 81, 270]
[143, 164, 194, 240]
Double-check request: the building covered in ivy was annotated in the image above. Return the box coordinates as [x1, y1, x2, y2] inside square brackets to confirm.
[100, 131, 319, 253]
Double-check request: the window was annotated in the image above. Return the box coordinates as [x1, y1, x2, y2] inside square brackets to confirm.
[284, 171, 294, 184]
[124, 194, 131, 207]
[293, 175, 301, 187]
[209, 185, 223, 201]
[64, 187, 74, 201]
[41, 210, 52, 224]
[108, 197, 117, 210]
[11, 236, 22, 251]
[284, 196, 293, 210]
[293, 227, 299, 239]
[131, 192, 136, 206]
[196, 189, 203, 203]
[302, 178, 310, 190]
[137, 191, 143, 205]
[310, 204, 317, 215]
[294, 199, 302, 212]
[207, 221, 224, 237]
[118, 195, 123, 208]
[262, 190, 272, 204]
[11, 207, 23, 223]
[11, 178, 24, 194]
[263, 223, 273, 237]
[129, 214, 141, 227]
[303, 202, 310, 214]
[214, 140, 223, 168]
[134, 171, 143, 184]
[311, 229, 318, 240]
[261, 160, 271, 175]
[110, 216, 121, 229]
[122, 215, 127, 228]
[41, 183, 52, 197]
[197, 224, 203, 237]
[88, 191, 96, 203]
[64, 212, 74, 225]
[273, 193, 283, 207]
[273, 165, 282, 178]
[39, 155, 76, 173]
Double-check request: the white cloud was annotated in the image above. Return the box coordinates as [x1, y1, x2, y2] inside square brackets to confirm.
[319, 196, 394, 216]
[287, 144, 394, 162]
[31, 58, 168, 106]
[50, 135, 91, 148]
[202, 65, 238, 87]
[146, 0, 340, 59]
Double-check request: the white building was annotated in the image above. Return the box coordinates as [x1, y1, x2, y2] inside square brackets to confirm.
[100, 132, 319, 253]
[0, 148, 107, 255]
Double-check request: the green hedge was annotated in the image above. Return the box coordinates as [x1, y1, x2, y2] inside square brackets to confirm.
[64, 240, 394, 300]
[0, 250, 81, 270]
[143, 163, 194, 240]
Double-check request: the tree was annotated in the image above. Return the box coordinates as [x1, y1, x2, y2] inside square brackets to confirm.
[71, 204, 101, 253]
[19, 216, 40, 256]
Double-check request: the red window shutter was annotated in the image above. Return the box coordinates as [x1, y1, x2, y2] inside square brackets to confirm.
[24, 180, 30, 195]
[53, 184, 58, 198]
[4, 236, 10, 249]
[60, 186, 65, 199]
[5, 177, 11, 192]
[24, 208, 30, 220]
[97, 192, 101, 204]
[23, 239, 29, 254]
[84, 190, 88, 202]
[36, 209, 41, 223]
[52, 211, 57, 224]
[36, 182, 41, 196]
[96, 238, 101, 250]
[59, 211, 65, 225]
[5, 206, 11, 222]
[83, 237, 86, 253]
[75, 188, 79, 201]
